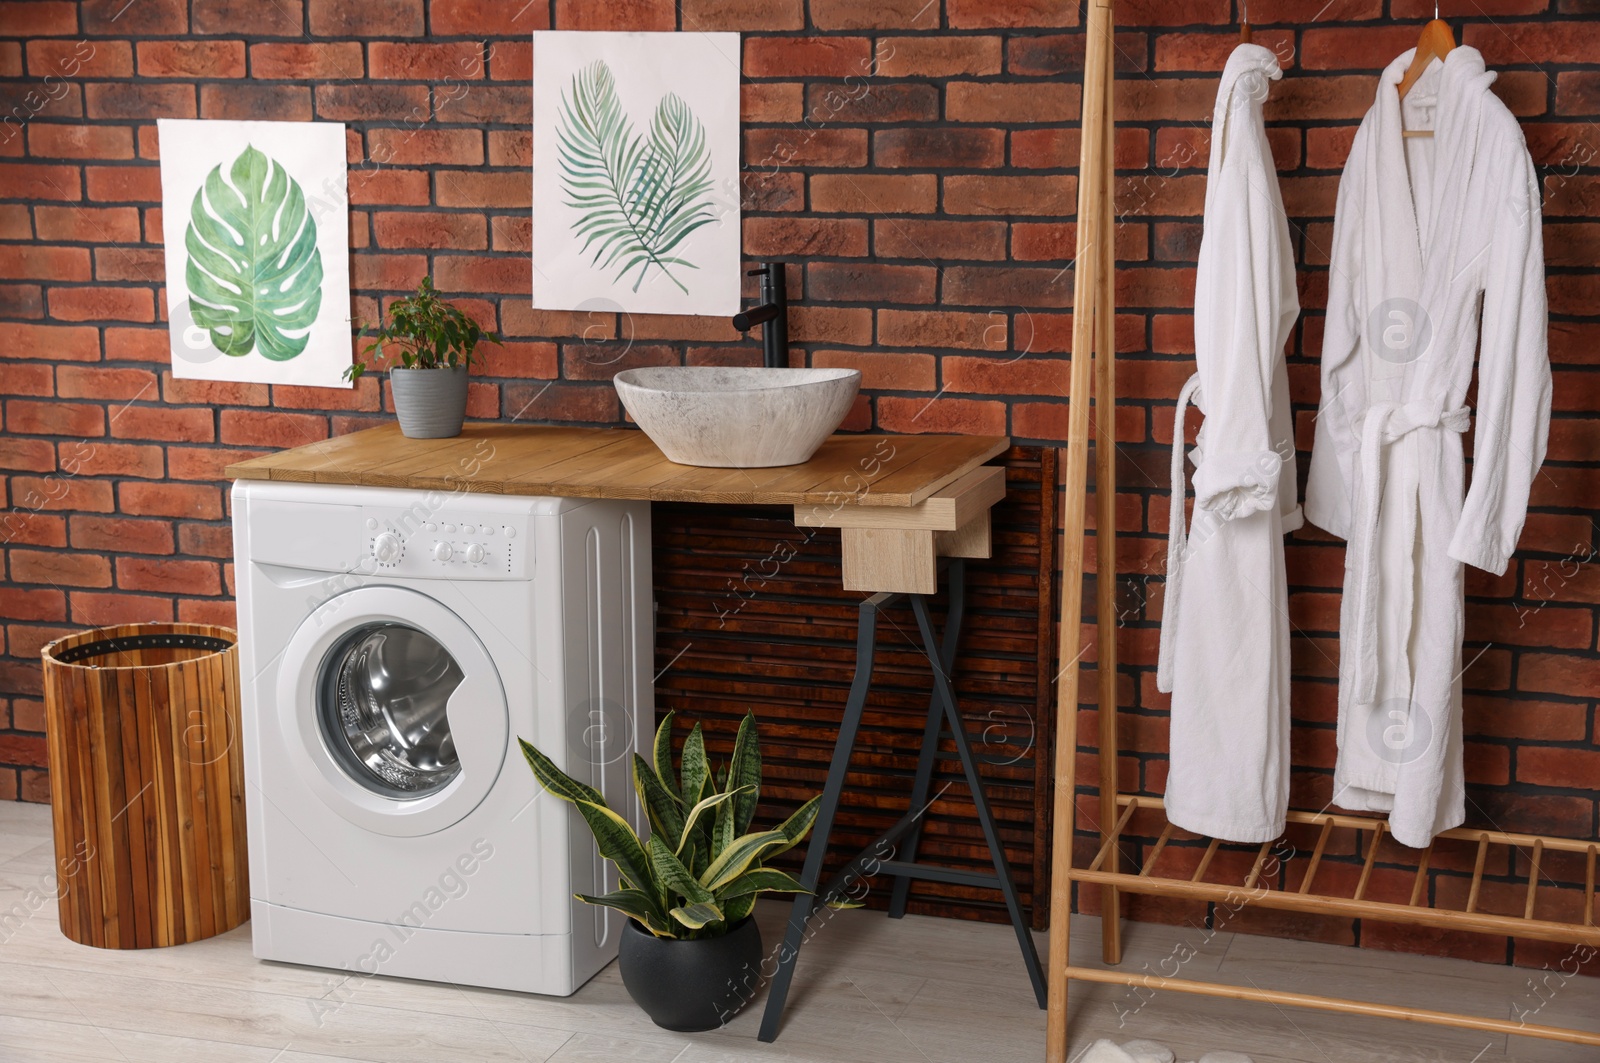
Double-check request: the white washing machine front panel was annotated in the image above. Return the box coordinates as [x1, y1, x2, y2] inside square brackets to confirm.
[233, 480, 651, 994]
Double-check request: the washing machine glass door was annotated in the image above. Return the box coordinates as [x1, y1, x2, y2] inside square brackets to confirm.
[280, 586, 508, 837]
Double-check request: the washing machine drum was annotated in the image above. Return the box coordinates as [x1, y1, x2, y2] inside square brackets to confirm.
[321, 624, 463, 799]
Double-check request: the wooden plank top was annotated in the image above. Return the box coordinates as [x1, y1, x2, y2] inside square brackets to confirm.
[226, 423, 1010, 508]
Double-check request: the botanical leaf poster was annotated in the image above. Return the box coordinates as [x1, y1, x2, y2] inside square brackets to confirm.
[158, 119, 352, 388]
[532, 31, 741, 317]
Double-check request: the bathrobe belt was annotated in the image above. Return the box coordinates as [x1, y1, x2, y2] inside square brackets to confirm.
[1157, 373, 1204, 693]
[1348, 400, 1471, 704]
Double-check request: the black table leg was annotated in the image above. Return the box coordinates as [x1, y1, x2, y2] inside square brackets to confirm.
[757, 559, 1046, 1043]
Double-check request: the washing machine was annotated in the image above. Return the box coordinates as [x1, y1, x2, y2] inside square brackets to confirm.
[232, 479, 652, 995]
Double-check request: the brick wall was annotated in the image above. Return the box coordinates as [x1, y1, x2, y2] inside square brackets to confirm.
[1, 0, 1596, 970]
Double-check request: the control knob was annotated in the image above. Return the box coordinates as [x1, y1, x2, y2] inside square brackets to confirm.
[433, 541, 454, 562]
[464, 542, 486, 564]
[372, 531, 403, 564]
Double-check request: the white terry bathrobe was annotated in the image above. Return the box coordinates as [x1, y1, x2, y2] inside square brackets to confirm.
[1305, 47, 1551, 848]
[1158, 44, 1301, 844]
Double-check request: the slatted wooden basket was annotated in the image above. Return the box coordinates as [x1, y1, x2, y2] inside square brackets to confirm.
[41, 623, 248, 949]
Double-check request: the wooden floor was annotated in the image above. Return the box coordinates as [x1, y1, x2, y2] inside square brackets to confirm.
[1, 802, 1594, 1063]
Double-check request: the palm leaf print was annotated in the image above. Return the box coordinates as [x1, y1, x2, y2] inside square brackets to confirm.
[556, 61, 717, 294]
[184, 144, 323, 360]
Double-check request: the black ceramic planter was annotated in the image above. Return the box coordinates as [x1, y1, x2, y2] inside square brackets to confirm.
[617, 916, 763, 1032]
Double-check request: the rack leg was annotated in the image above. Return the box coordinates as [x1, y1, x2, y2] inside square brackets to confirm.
[757, 594, 884, 1043]
[888, 561, 967, 920]
[912, 589, 1049, 1008]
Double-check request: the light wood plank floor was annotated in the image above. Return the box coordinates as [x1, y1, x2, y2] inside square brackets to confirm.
[1, 802, 1594, 1062]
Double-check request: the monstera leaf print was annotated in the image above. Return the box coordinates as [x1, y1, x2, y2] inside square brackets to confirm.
[184, 144, 323, 360]
[556, 61, 716, 294]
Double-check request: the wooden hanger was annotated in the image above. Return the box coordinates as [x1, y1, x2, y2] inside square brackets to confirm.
[1398, 5, 1455, 137]
[1239, 0, 1252, 42]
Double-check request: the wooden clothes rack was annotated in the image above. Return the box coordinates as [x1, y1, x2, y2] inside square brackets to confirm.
[1045, 5, 1600, 1059]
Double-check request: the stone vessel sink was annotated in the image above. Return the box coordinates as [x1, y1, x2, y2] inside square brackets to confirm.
[613, 366, 861, 468]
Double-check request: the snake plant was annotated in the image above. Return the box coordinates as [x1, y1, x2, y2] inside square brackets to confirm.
[518, 711, 820, 940]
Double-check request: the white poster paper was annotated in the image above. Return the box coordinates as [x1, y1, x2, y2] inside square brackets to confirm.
[532, 31, 741, 317]
[158, 118, 352, 388]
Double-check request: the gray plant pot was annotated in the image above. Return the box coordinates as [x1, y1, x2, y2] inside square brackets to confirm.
[390, 366, 469, 439]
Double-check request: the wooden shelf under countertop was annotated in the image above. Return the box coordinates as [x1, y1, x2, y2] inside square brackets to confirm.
[226, 423, 1012, 594]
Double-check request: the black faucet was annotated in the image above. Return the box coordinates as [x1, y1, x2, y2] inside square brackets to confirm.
[731, 262, 788, 369]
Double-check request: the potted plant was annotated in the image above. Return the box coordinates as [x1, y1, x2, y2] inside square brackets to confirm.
[346, 276, 501, 439]
[519, 711, 830, 1031]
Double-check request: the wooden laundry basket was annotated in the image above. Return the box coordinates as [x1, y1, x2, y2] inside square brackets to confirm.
[41, 623, 248, 949]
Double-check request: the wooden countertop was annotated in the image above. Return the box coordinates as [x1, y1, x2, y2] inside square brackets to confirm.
[226, 423, 1009, 509]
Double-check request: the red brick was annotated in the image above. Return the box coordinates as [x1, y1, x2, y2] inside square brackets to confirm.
[741, 170, 804, 212]
[70, 591, 176, 626]
[944, 265, 1071, 308]
[0, 437, 56, 471]
[878, 395, 1007, 435]
[554, 0, 674, 29]
[0, 203, 29, 239]
[434, 171, 530, 209]
[1011, 400, 1069, 441]
[110, 405, 214, 443]
[0, 734, 49, 769]
[85, 82, 196, 120]
[879, 309, 1007, 351]
[681, 0, 803, 30]
[316, 84, 430, 122]
[46, 285, 153, 323]
[745, 127, 866, 169]
[808, 83, 940, 124]
[309, 0, 423, 34]
[250, 42, 364, 80]
[218, 410, 329, 449]
[745, 37, 872, 79]
[5, 399, 104, 437]
[348, 167, 430, 207]
[115, 557, 221, 595]
[942, 354, 1070, 396]
[177, 597, 237, 626]
[0, 588, 66, 621]
[875, 219, 1007, 261]
[810, 0, 938, 29]
[0, 2, 79, 35]
[786, 305, 872, 347]
[874, 127, 1003, 170]
[431, 255, 527, 295]
[66, 441, 164, 478]
[501, 381, 617, 422]
[561, 343, 677, 381]
[70, 515, 173, 554]
[742, 82, 802, 123]
[370, 41, 484, 80]
[810, 174, 936, 215]
[56, 365, 156, 401]
[200, 83, 311, 121]
[946, 81, 1081, 123]
[10, 550, 111, 588]
[82, 0, 185, 32]
[367, 128, 483, 168]
[488, 40, 530, 81]
[194, 0, 304, 35]
[1, 164, 81, 202]
[811, 349, 935, 392]
[945, 174, 1075, 216]
[0, 364, 53, 397]
[876, 36, 1002, 77]
[808, 263, 936, 305]
[744, 216, 867, 259]
[432, 0, 549, 33]
[432, 83, 526, 123]
[0, 321, 98, 358]
[137, 40, 244, 78]
[82, 165, 159, 204]
[475, 341, 557, 379]
[165, 446, 262, 481]
[34, 204, 140, 243]
[349, 252, 428, 292]
[119, 481, 222, 519]
[947, 0, 1077, 27]
[176, 522, 233, 559]
[486, 130, 529, 168]
[0, 511, 67, 547]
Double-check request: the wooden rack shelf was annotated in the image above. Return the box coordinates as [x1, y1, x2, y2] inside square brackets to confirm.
[1046, 0, 1600, 1056]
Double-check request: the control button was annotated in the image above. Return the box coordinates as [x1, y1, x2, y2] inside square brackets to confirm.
[433, 541, 454, 562]
[481, 526, 495, 536]
[372, 532, 402, 564]
[424, 522, 436, 532]
[461, 523, 476, 535]
[465, 543, 486, 564]
[442, 523, 456, 533]
[502, 526, 516, 538]
[366, 517, 380, 531]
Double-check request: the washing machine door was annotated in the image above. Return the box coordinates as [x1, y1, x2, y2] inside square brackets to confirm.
[278, 586, 507, 837]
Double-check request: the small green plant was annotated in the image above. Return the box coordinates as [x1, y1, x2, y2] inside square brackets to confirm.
[519, 711, 822, 940]
[344, 275, 501, 382]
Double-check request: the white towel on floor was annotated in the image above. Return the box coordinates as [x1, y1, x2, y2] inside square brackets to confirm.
[1079, 1040, 1253, 1063]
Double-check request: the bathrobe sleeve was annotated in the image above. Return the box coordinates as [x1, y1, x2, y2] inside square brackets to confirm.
[1188, 97, 1289, 521]
[1303, 136, 1369, 541]
[1447, 145, 1552, 575]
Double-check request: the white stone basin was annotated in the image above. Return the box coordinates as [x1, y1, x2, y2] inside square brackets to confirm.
[613, 366, 861, 468]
